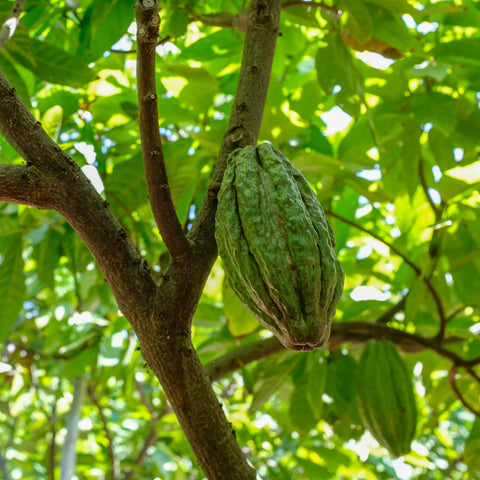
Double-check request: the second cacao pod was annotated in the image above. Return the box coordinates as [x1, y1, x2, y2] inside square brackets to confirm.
[356, 340, 418, 457]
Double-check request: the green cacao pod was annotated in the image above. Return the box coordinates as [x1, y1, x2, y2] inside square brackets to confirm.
[215, 142, 344, 351]
[356, 340, 417, 457]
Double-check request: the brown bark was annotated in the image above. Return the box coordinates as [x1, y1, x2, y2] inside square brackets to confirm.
[0, 0, 281, 478]
[129, 2, 281, 476]
[135, 1, 191, 260]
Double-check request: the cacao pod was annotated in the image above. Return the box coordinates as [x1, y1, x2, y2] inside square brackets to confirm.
[215, 142, 344, 351]
[356, 340, 417, 457]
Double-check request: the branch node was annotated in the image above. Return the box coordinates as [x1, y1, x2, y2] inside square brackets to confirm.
[207, 182, 222, 199]
[141, 0, 156, 8]
[228, 125, 247, 143]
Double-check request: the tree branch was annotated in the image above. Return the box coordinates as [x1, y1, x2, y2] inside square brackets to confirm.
[0, 70, 157, 318]
[0, 163, 57, 208]
[188, 0, 281, 252]
[135, 0, 190, 261]
[418, 157, 450, 343]
[375, 296, 407, 324]
[132, 2, 282, 479]
[205, 336, 285, 381]
[0, 0, 26, 51]
[60, 376, 88, 480]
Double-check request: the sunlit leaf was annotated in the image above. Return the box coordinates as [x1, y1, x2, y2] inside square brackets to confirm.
[0, 235, 25, 343]
[5, 29, 95, 87]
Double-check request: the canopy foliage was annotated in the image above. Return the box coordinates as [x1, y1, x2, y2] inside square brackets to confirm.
[0, 0, 479, 479]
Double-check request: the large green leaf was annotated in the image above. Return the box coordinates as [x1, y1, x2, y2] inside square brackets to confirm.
[5, 30, 95, 87]
[0, 235, 25, 343]
[223, 279, 258, 338]
[77, 0, 135, 61]
[340, 0, 374, 44]
[316, 32, 359, 96]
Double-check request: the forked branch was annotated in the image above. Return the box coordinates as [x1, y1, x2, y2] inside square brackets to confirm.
[135, 0, 190, 260]
[188, 0, 282, 250]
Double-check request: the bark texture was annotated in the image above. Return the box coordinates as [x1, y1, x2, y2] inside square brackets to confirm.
[0, 1, 281, 478]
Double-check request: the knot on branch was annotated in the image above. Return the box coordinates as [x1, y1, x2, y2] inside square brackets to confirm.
[140, 0, 156, 8]
[207, 182, 222, 199]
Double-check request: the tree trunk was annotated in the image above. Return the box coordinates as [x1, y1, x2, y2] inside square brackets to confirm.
[0, 0, 281, 477]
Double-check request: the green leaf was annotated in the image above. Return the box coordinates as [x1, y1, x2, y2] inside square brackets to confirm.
[42, 106, 63, 142]
[371, 12, 415, 53]
[364, 0, 416, 14]
[78, 0, 135, 60]
[296, 458, 334, 479]
[409, 91, 458, 136]
[409, 61, 451, 82]
[340, 0, 374, 44]
[463, 419, 480, 477]
[306, 351, 327, 420]
[289, 377, 318, 433]
[180, 29, 243, 62]
[250, 354, 300, 413]
[427, 127, 455, 170]
[163, 63, 219, 114]
[5, 29, 95, 87]
[167, 9, 190, 37]
[0, 235, 25, 343]
[325, 353, 357, 416]
[223, 280, 259, 338]
[106, 155, 149, 213]
[289, 352, 327, 433]
[33, 227, 62, 290]
[316, 33, 359, 96]
[435, 38, 480, 66]
[0, 54, 31, 106]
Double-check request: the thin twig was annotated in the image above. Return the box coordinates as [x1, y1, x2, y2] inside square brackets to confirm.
[88, 384, 120, 480]
[0, 0, 26, 51]
[135, 0, 190, 261]
[375, 296, 407, 324]
[123, 380, 171, 478]
[418, 157, 450, 343]
[449, 366, 480, 419]
[418, 157, 442, 221]
[326, 210, 447, 343]
[282, 0, 340, 16]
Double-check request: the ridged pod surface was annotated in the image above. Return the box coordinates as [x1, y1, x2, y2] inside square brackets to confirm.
[356, 340, 417, 457]
[215, 143, 344, 351]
